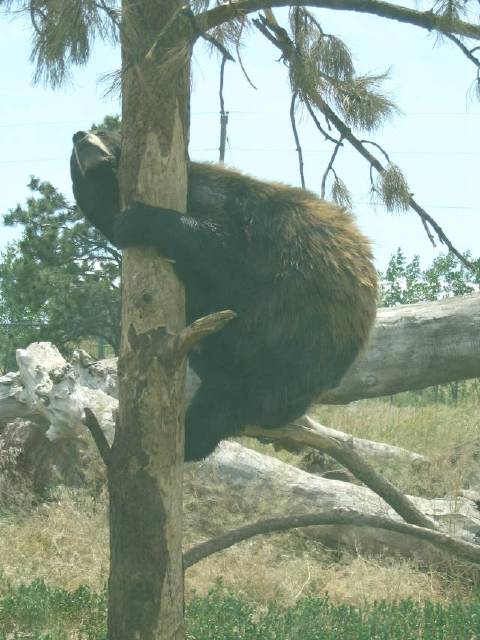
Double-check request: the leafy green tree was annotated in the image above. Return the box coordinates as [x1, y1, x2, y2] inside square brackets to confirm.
[380, 249, 425, 306]
[0, 176, 121, 368]
[380, 248, 480, 307]
[423, 252, 480, 300]
[380, 248, 480, 405]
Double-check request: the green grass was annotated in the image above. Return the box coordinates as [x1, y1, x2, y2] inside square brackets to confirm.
[188, 588, 480, 639]
[2, 581, 480, 640]
[0, 577, 106, 639]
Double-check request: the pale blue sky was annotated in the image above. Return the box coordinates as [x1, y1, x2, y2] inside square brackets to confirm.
[1, 6, 479, 269]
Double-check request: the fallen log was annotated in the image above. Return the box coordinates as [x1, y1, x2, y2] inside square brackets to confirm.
[323, 293, 480, 403]
[196, 441, 480, 560]
[2, 342, 480, 562]
[3, 295, 479, 419]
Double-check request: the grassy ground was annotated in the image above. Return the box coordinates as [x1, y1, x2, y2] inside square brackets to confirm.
[0, 397, 480, 636]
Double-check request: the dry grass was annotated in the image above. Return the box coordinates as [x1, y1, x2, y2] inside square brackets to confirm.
[184, 537, 473, 607]
[0, 485, 470, 608]
[312, 399, 480, 457]
[0, 488, 109, 592]
[310, 399, 480, 497]
[0, 398, 479, 607]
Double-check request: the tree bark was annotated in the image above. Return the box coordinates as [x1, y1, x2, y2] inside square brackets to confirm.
[184, 510, 480, 570]
[247, 417, 434, 530]
[194, 442, 480, 559]
[322, 293, 480, 404]
[107, 2, 190, 638]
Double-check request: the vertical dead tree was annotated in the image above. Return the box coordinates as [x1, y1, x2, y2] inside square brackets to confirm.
[107, 2, 190, 637]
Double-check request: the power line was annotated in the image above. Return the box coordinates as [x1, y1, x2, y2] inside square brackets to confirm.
[354, 202, 478, 211]
[1, 110, 480, 127]
[3, 146, 480, 165]
[190, 147, 480, 156]
[0, 158, 66, 164]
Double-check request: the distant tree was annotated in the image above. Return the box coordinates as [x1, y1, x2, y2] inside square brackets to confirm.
[380, 248, 480, 307]
[380, 249, 425, 306]
[422, 252, 480, 300]
[380, 248, 480, 405]
[0, 176, 121, 363]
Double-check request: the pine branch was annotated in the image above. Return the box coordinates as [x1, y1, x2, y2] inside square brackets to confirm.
[254, 14, 475, 270]
[445, 33, 480, 69]
[195, 0, 480, 42]
[83, 407, 112, 467]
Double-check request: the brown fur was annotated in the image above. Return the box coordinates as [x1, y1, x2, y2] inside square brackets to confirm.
[71, 131, 378, 460]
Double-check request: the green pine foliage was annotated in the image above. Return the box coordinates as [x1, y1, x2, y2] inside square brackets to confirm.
[375, 164, 411, 212]
[0, 176, 121, 371]
[20, 0, 119, 87]
[288, 7, 397, 133]
[330, 175, 352, 209]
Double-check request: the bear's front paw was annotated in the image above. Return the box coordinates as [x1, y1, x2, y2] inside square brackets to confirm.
[113, 202, 153, 248]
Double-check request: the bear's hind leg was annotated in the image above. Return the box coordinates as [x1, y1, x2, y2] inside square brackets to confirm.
[184, 378, 245, 462]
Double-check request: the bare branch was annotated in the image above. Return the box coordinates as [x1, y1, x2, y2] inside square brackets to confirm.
[175, 310, 236, 360]
[183, 508, 480, 569]
[445, 32, 480, 69]
[420, 216, 437, 247]
[83, 407, 112, 467]
[290, 91, 306, 188]
[304, 98, 340, 143]
[195, 0, 480, 42]
[219, 55, 229, 162]
[360, 139, 391, 163]
[246, 417, 435, 529]
[236, 18, 259, 89]
[321, 135, 343, 198]
[236, 46, 258, 89]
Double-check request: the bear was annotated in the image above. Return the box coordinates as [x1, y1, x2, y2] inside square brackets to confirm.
[70, 129, 377, 461]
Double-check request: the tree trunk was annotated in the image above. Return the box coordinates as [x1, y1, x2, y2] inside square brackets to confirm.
[322, 293, 480, 404]
[107, 2, 190, 638]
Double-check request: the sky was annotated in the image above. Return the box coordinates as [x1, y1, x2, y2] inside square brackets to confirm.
[1, 5, 479, 270]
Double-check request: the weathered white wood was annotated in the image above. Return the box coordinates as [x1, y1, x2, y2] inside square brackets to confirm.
[15, 343, 116, 441]
[200, 441, 480, 559]
[2, 343, 426, 466]
[71, 350, 119, 398]
[5, 294, 478, 428]
[0, 371, 30, 422]
[3, 342, 480, 559]
[323, 293, 480, 403]
[248, 417, 428, 465]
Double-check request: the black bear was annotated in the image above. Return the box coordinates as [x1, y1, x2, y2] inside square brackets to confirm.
[70, 129, 377, 461]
